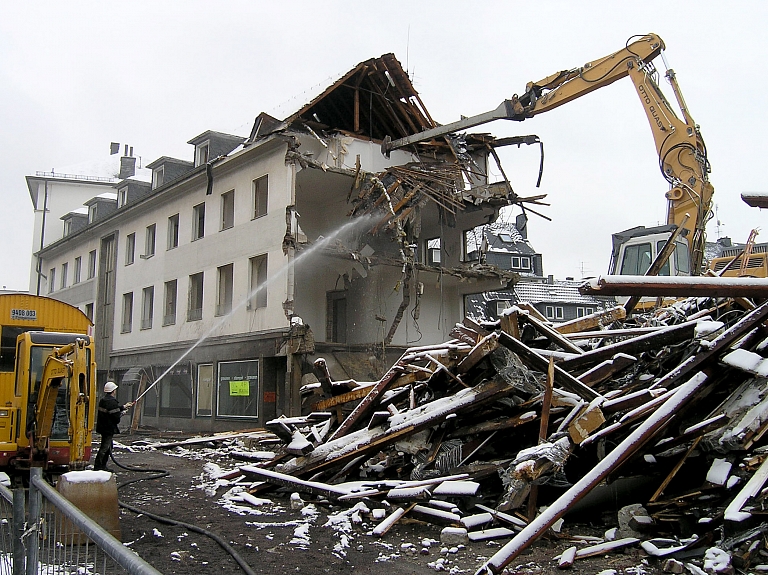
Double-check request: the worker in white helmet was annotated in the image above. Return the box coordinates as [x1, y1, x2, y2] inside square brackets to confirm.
[93, 381, 134, 471]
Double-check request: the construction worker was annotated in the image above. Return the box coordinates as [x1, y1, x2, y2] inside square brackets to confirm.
[93, 381, 133, 471]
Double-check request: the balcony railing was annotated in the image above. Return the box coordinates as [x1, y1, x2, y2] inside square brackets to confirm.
[163, 313, 176, 326]
[187, 307, 202, 321]
[36, 171, 117, 183]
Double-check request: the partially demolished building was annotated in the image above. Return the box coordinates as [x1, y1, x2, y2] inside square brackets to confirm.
[32, 54, 541, 432]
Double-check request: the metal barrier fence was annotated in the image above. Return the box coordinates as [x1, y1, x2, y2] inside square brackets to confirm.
[0, 468, 162, 575]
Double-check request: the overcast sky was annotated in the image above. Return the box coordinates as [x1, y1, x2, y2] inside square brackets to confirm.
[1, 1, 766, 290]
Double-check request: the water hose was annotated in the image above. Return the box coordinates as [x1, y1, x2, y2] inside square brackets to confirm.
[110, 452, 257, 575]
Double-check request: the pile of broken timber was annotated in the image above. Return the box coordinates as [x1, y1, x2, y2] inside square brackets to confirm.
[240, 294, 768, 573]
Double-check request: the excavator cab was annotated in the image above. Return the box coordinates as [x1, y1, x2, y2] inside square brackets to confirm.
[609, 225, 692, 277]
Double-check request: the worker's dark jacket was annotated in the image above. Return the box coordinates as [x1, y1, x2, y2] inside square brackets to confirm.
[96, 395, 124, 436]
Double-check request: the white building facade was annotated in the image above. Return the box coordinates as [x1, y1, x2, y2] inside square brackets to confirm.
[33, 55, 522, 432]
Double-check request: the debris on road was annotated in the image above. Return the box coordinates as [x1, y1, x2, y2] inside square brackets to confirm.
[163, 291, 768, 573]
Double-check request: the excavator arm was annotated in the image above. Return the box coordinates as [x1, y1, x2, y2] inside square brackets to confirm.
[383, 33, 713, 274]
[513, 33, 713, 272]
[28, 338, 89, 467]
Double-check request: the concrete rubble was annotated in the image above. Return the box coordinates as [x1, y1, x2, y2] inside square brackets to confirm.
[207, 287, 768, 573]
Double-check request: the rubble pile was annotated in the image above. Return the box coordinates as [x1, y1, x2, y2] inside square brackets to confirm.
[238, 296, 768, 573]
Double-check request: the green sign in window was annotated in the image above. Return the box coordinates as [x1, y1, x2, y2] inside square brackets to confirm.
[229, 380, 250, 396]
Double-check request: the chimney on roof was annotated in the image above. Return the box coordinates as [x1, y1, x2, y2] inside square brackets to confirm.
[516, 213, 528, 240]
[110, 142, 120, 155]
[547, 274, 554, 284]
[119, 146, 137, 179]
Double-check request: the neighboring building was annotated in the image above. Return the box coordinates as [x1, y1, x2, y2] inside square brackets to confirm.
[31, 54, 529, 432]
[463, 217, 613, 323]
[464, 216, 544, 277]
[27, 145, 150, 294]
[466, 277, 616, 323]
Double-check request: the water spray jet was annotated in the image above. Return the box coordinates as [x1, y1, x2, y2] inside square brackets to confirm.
[133, 214, 376, 404]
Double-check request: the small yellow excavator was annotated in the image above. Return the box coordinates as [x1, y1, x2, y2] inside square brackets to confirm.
[23, 333, 93, 471]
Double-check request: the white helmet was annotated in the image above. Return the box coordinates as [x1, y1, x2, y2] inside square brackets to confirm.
[104, 381, 118, 393]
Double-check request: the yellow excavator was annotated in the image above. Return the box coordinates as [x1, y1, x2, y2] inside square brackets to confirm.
[0, 294, 96, 476]
[22, 333, 93, 470]
[383, 33, 713, 277]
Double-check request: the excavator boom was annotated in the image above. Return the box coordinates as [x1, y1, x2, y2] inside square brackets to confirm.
[383, 33, 713, 275]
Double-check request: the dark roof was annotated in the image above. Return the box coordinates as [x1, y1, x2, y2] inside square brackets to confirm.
[742, 192, 768, 209]
[145, 156, 194, 170]
[284, 53, 435, 143]
[187, 131, 246, 146]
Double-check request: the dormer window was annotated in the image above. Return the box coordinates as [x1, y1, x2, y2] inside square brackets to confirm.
[88, 204, 97, 223]
[152, 166, 165, 189]
[118, 187, 128, 207]
[63, 219, 72, 236]
[196, 142, 210, 167]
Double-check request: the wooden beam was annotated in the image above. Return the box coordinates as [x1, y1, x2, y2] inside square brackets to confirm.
[555, 306, 626, 334]
[581, 276, 768, 298]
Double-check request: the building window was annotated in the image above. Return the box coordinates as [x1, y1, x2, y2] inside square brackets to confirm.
[48, 268, 55, 293]
[141, 286, 154, 330]
[84, 303, 94, 322]
[496, 300, 512, 316]
[167, 214, 180, 250]
[163, 280, 177, 326]
[326, 291, 347, 343]
[118, 187, 128, 207]
[87, 250, 97, 279]
[88, 204, 97, 223]
[125, 233, 135, 265]
[197, 364, 214, 417]
[63, 219, 72, 236]
[73, 257, 82, 284]
[249, 255, 267, 309]
[60, 262, 68, 289]
[512, 256, 520, 268]
[121, 292, 133, 333]
[545, 306, 565, 320]
[221, 190, 235, 230]
[196, 142, 210, 167]
[576, 307, 595, 318]
[253, 175, 268, 219]
[144, 224, 156, 258]
[216, 264, 234, 316]
[425, 238, 441, 265]
[188, 272, 204, 321]
[462, 228, 482, 262]
[192, 203, 205, 240]
[521, 256, 531, 269]
[157, 365, 192, 418]
[152, 166, 164, 189]
[217, 360, 259, 418]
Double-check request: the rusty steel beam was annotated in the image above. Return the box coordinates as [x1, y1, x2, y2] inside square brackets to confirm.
[580, 276, 768, 298]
